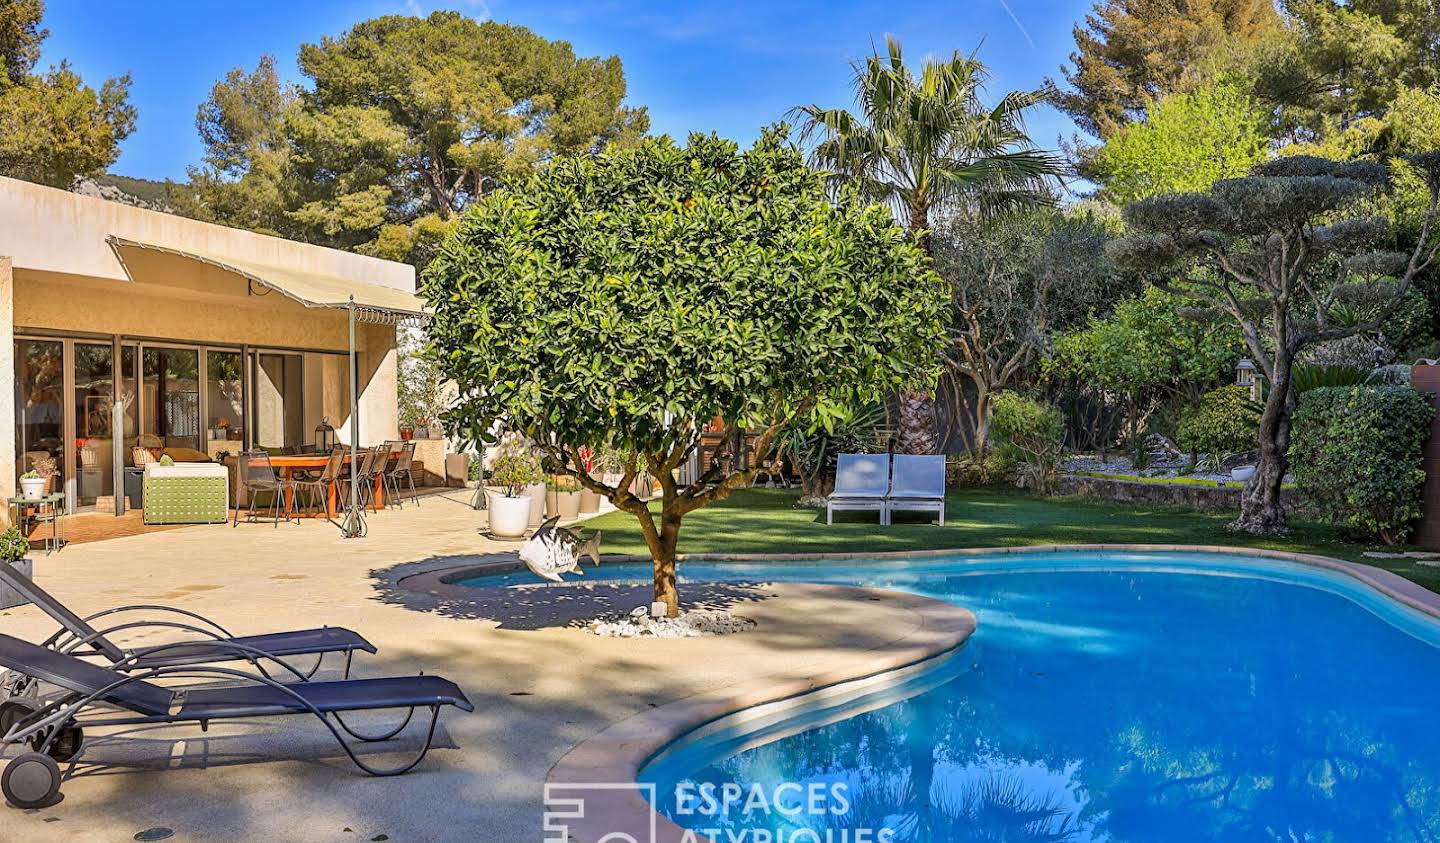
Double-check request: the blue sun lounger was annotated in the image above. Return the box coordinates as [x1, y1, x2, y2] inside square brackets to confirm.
[0, 633, 472, 808]
[826, 453, 892, 525]
[0, 562, 374, 690]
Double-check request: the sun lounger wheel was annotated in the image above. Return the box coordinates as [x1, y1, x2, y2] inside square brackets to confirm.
[2, 752, 61, 809]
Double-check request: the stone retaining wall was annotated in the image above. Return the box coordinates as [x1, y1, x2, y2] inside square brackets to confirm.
[1057, 473, 1299, 510]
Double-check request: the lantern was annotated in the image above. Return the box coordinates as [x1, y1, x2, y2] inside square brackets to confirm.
[1235, 358, 1260, 401]
[314, 417, 337, 452]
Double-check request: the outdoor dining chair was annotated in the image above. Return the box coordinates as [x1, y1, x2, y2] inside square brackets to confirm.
[352, 446, 386, 513]
[383, 440, 419, 509]
[826, 453, 891, 525]
[233, 450, 299, 528]
[0, 633, 472, 809]
[293, 446, 348, 519]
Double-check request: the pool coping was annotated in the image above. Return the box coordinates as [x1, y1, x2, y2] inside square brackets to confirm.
[396, 543, 1440, 843]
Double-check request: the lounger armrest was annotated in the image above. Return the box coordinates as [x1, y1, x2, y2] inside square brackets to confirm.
[82, 605, 234, 638]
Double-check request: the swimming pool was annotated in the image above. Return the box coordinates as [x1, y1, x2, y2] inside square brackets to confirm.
[462, 551, 1440, 841]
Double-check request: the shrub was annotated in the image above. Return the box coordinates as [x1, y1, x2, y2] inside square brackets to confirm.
[1176, 386, 1261, 464]
[0, 527, 29, 562]
[989, 392, 1065, 493]
[490, 439, 543, 496]
[1290, 385, 1433, 544]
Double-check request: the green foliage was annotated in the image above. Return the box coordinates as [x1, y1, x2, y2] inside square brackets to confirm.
[424, 127, 947, 460]
[1290, 385, 1433, 543]
[158, 455, 175, 467]
[0, 526, 29, 562]
[1091, 79, 1270, 205]
[1049, 0, 1280, 139]
[18, 470, 38, 480]
[795, 36, 1060, 230]
[179, 12, 646, 263]
[989, 393, 1066, 493]
[0, 0, 135, 187]
[489, 439, 543, 497]
[397, 329, 446, 428]
[1291, 362, 1369, 393]
[780, 402, 886, 500]
[1051, 286, 1244, 398]
[1176, 385, 1262, 459]
[546, 475, 582, 493]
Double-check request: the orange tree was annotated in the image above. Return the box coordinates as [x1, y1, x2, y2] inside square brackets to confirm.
[422, 127, 947, 615]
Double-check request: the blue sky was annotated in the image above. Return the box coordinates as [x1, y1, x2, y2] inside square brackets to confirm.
[39, 0, 1094, 181]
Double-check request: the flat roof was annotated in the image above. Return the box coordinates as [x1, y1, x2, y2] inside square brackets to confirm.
[0, 175, 415, 293]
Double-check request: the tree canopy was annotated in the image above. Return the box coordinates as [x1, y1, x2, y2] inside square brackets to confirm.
[0, 0, 135, 187]
[1089, 78, 1271, 205]
[1050, 0, 1280, 140]
[422, 127, 947, 613]
[177, 11, 647, 264]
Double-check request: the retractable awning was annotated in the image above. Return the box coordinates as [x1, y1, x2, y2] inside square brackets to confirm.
[107, 235, 428, 321]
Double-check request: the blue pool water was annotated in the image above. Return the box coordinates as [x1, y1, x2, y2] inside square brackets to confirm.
[460, 552, 1440, 841]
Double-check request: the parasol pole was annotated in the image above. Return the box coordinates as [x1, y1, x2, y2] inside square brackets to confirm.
[340, 296, 366, 538]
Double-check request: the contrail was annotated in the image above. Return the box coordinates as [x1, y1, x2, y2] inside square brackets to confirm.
[997, 0, 1037, 50]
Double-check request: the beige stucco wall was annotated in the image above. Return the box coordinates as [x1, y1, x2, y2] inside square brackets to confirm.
[0, 175, 412, 293]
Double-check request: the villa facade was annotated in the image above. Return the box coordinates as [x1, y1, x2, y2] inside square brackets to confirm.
[0, 176, 422, 518]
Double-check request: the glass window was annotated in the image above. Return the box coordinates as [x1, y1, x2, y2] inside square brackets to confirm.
[14, 339, 65, 496]
[206, 350, 245, 454]
[73, 343, 115, 507]
[142, 347, 200, 452]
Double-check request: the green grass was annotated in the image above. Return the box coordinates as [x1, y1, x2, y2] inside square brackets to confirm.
[581, 485, 1440, 593]
[1071, 470, 1297, 490]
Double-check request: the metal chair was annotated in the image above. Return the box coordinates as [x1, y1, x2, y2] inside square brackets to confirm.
[233, 450, 298, 528]
[293, 446, 348, 520]
[383, 441, 419, 508]
[351, 447, 386, 513]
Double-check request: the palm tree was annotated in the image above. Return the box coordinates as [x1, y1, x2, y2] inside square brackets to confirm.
[794, 37, 1061, 454]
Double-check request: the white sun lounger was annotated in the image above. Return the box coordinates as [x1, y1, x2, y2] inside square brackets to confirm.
[886, 454, 946, 525]
[826, 453, 891, 525]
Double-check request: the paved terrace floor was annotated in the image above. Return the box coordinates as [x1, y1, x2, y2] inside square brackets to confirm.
[1, 489, 954, 842]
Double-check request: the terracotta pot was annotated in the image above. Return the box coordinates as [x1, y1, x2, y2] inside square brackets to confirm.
[399, 427, 415, 441]
[579, 488, 601, 513]
[485, 491, 530, 537]
[526, 482, 547, 526]
[557, 490, 582, 519]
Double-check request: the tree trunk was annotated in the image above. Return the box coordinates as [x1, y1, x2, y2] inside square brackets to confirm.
[636, 501, 683, 617]
[896, 391, 937, 454]
[1231, 349, 1294, 535]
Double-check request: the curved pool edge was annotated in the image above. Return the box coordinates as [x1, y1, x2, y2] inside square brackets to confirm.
[542, 583, 978, 843]
[397, 542, 1440, 623]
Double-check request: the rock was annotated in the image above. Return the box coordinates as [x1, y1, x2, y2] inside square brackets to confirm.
[586, 608, 756, 638]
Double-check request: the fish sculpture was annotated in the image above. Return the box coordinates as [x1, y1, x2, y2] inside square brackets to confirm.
[518, 516, 603, 583]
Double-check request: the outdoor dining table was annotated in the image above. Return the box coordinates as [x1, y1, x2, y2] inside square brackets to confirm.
[254, 451, 399, 520]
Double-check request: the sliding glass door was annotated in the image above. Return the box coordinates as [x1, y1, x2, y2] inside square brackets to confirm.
[252, 351, 303, 450]
[14, 339, 65, 498]
[73, 343, 116, 507]
[141, 347, 201, 453]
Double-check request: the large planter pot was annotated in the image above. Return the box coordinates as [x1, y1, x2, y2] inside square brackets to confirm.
[486, 492, 531, 537]
[579, 488, 601, 514]
[19, 478, 44, 499]
[546, 489, 560, 515]
[1230, 465, 1257, 483]
[0, 557, 33, 609]
[556, 490, 582, 519]
[527, 482, 547, 526]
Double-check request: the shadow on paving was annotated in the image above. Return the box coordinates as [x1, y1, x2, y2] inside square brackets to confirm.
[371, 552, 772, 629]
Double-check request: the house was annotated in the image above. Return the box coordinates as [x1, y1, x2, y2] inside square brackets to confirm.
[0, 175, 423, 518]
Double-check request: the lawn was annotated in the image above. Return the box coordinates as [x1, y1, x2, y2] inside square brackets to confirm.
[580, 485, 1440, 593]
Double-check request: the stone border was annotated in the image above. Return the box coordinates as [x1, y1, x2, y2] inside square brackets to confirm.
[543, 584, 977, 843]
[392, 543, 1440, 843]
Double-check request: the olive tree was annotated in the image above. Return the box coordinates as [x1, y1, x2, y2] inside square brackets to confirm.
[423, 128, 947, 614]
[1109, 153, 1440, 534]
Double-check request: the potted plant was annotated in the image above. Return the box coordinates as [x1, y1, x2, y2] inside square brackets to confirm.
[0, 526, 31, 609]
[547, 475, 583, 520]
[19, 470, 45, 500]
[30, 456, 58, 495]
[486, 439, 542, 537]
